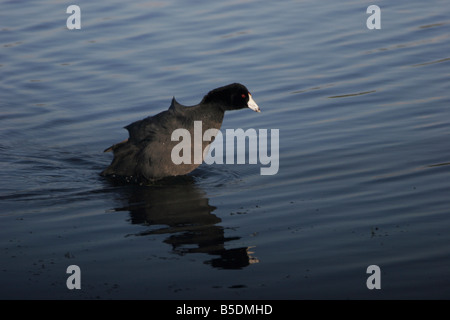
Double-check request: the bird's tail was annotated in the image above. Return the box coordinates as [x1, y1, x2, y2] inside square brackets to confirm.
[100, 139, 139, 177]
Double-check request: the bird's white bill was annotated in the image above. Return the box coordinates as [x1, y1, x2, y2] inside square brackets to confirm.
[247, 93, 261, 112]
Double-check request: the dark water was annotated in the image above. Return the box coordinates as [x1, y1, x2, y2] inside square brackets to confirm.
[1, 0, 450, 299]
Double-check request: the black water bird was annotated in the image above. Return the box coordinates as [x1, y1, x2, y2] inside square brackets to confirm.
[101, 83, 260, 183]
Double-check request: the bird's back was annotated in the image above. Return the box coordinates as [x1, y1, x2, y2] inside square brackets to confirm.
[101, 99, 224, 182]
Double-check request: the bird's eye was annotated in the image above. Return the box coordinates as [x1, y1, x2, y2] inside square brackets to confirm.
[241, 94, 246, 99]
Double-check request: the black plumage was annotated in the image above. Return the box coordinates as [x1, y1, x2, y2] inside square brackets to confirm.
[101, 83, 260, 183]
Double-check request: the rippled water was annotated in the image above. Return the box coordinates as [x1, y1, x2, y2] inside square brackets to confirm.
[1, 0, 450, 299]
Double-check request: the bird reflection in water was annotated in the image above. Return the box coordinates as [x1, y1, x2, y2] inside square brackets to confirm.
[109, 175, 259, 269]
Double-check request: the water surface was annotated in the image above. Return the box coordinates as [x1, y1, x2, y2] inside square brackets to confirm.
[1, 0, 450, 299]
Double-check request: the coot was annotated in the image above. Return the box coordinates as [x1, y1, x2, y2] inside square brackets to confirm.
[101, 83, 260, 183]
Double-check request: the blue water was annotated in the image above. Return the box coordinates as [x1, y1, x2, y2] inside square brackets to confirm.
[1, 0, 450, 299]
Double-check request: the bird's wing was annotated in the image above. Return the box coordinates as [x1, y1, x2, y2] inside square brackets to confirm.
[124, 99, 186, 144]
[168, 97, 185, 114]
[103, 138, 128, 152]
